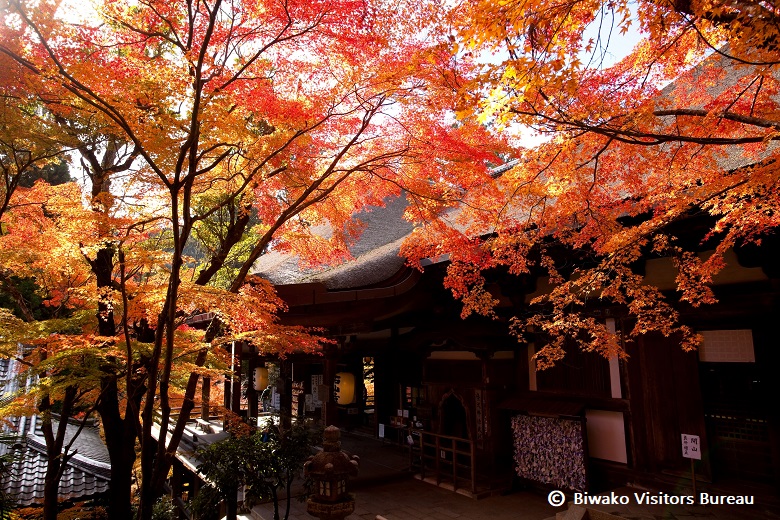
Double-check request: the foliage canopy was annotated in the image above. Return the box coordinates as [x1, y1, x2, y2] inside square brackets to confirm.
[402, 0, 780, 368]
[0, 0, 503, 517]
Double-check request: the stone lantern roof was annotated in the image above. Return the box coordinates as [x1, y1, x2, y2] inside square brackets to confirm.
[304, 426, 359, 488]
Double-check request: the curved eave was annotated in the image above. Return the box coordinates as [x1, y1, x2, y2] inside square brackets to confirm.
[275, 266, 422, 308]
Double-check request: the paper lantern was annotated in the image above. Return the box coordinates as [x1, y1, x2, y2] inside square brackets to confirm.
[333, 372, 355, 405]
[253, 366, 269, 391]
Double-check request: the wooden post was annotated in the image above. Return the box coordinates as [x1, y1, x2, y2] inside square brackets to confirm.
[247, 357, 258, 422]
[452, 438, 458, 491]
[435, 436, 441, 485]
[470, 439, 477, 494]
[201, 377, 210, 421]
[224, 342, 235, 415]
[323, 355, 338, 427]
[223, 375, 231, 411]
[231, 354, 242, 415]
[419, 432, 425, 479]
[280, 359, 293, 429]
[691, 458, 697, 497]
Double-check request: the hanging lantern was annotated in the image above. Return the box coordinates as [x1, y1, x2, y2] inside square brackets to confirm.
[253, 366, 269, 391]
[333, 372, 355, 405]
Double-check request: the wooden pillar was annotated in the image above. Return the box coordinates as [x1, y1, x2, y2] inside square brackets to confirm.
[223, 374, 231, 411]
[231, 354, 242, 415]
[247, 357, 258, 421]
[323, 354, 338, 426]
[280, 359, 293, 429]
[201, 377, 211, 421]
[224, 342, 236, 412]
[223, 342, 239, 430]
[373, 349, 389, 436]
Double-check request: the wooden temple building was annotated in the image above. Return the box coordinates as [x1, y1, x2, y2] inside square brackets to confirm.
[207, 191, 780, 502]
[177, 55, 780, 509]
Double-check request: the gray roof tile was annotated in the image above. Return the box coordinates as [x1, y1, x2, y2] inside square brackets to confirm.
[0, 355, 111, 506]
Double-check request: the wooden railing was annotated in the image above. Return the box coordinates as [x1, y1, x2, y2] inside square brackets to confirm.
[411, 430, 477, 494]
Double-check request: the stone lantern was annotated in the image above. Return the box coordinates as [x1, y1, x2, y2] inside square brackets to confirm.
[304, 425, 359, 520]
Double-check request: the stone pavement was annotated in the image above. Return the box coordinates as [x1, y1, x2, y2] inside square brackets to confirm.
[246, 431, 780, 520]
[567, 486, 780, 520]
[249, 430, 558, 520]
[250, 480, 780, 520]
[250, 477, 558, 520]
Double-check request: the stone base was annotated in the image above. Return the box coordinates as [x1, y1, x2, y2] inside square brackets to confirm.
[306, 498, 356, 520]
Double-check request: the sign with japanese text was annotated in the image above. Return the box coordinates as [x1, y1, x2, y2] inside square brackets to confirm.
[682, 434, 701, 460]
[311, 375, 323, 407]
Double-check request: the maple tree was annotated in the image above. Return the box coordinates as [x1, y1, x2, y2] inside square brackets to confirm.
[1, 51, 104, 519]
[0, 61, 72, 324]
[0, 0, 502, 518]
[0, 178, 106, 520]
[401, 0, 780, 368]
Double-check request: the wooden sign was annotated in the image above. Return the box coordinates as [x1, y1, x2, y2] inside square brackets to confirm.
[682, 434, 701, 460]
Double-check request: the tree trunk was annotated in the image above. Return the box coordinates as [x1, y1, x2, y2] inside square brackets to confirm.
[143, 349, 209, 516]
[98, 379, 138, 520]
[39, 374, 77, 520]
[91, 245, 139, 520]
[284, 476, 293, 520]
[271, 488, 280, 520]
[139, 185, 188, 519]
[226, 491, 238, 520]
[138, 434, 159, 520]
[42, 457, 60, 520]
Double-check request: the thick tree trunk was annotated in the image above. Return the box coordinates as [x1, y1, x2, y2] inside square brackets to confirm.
[91, 245, 140, 520]
[144, 349, 209, 516]
[42, 457, 60, 520]
[284, 476, 293, 520]
[271, 488, 280, 520]
[98, 379, 138, 520]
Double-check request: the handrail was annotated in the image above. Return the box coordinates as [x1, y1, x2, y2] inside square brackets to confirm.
[411, 429, 476, 494]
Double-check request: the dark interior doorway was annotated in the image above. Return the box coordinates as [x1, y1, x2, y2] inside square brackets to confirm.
[440, 392, 469, 439]
[700, 362, 772, 483]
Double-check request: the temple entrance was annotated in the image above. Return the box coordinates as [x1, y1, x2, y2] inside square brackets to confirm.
[440, 392, 469, 439]
[414, 390, 481, 496]
[700, 362, 773, 483]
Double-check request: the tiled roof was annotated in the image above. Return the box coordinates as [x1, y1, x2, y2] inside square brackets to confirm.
[0, 357, 111, 506]
[2, 439, 110, 506]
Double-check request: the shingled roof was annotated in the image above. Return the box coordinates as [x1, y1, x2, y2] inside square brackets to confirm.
[0, 357, 111, 506]
[253, 193, 415, 290]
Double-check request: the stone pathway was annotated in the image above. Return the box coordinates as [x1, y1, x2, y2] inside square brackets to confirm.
[245, 432, 780, 520]
[250, 478, 558, 520]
